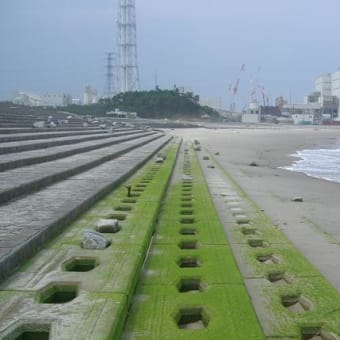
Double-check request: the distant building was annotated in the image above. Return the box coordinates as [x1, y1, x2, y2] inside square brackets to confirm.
[275, 96, 288, 108]
[106, 109, 137, 118]
[292, 113, 315, 125]
[41, 93, 72, 107]
[71, 98, 81, 105]
[314, 70, 340, 119]
[315, 73, 332, 97]
[283, 71, 340, 124]
[303, 91, 338, 119]
[282, 103, 322, 125]
[260, 106, 281, 117]
[332, 70, 340, 101]
[84, 85, 98, 105]
[242, 101, 261, 123]
[13, 91, 42, 106]
[12, 91, 72, 107]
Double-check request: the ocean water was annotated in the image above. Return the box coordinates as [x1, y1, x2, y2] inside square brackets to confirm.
[283, 148, 340, 183]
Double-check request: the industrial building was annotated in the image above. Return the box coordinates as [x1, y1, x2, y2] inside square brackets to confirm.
[83, 85, 98, 105]
[13, 91, 72, 107]
[280, 70, 340, 125]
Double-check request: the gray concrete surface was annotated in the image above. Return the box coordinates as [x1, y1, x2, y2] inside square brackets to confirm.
[0, 135, 171, 281]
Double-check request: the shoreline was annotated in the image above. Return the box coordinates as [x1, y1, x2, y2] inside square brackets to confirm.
[282, 147, 340, 184]
[172, 126, 340, 291]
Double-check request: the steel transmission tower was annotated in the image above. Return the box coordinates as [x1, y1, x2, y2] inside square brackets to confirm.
[104, 52, 116, 98]
[117, 0, 140, 92]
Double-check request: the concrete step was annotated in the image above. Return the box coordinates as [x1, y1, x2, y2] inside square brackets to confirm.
[0, 132, 163, 204]
[0, 135, 171, 281]
[0, 131, 154, 171]
[0, 127, 101, 134]
[0, 129, 110, 143]
[0, 129, 142, 154]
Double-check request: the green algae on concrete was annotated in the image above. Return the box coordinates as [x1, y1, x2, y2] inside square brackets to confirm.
[0, 291, 127, 340]
[0, 141, 181, 340]
[141, 244, 243, 286]
[123, 284, 264, 340]
[205, 149, 340, 339]
[123, 145, 264, 339]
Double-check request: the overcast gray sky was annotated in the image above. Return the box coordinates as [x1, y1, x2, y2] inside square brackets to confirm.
[1, 0, 340, 109]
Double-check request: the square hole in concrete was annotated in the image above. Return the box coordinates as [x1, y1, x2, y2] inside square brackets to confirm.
[281, 295, 311, 313]
[133, 188, 144, 192]
[176, 307, 209, 329]
[241, 227, 257, 235]
[181, 188, 192, 192]
[114, 205, 133, 211]
[256, 254, 279, 265]
[180, 228, 197, 235]
[182, 183, 192, 188]
[181, 198, 192, 202]
[180, 217, 195, 224]
[63, 257, 98, 272]
[248, 239, 267, 248]
[180, 210, 194, 216]
[178, 256, 201, 268]
[181, 203, 193, 208]
[122, 198, 137, 203]
[177, 278, 202, 293]
[106, 213, 127, 221]
[178, 240, 199, 249]
[301, 327, 327, 340]
[14, 331, 50, 340]
[267, 272, 290, 285]
[39, 283, 78, 304]
[136, 184, 147, 188]
[181, 193, 192, 198]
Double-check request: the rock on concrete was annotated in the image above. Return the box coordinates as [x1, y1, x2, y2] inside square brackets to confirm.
[96, 219, 120, 233]
[81, 230, 111, 249]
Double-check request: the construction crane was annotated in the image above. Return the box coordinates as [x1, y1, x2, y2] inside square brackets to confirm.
[249, 67, 270, 106]
[229, 63, 245, 112]
[249, 66, 261, 103]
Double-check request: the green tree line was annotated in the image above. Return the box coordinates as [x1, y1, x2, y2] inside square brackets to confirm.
[65, 88, 220, 120]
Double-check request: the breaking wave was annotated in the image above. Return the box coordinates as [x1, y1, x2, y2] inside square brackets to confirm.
[282, 148, 340, 183]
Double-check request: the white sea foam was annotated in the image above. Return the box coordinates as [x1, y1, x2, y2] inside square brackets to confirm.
[282, 148, 340, 183]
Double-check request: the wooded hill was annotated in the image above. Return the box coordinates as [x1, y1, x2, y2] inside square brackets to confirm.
[66, 89, 220, 120]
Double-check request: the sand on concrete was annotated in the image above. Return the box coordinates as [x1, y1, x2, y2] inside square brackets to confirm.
[170, 126, 340, 292]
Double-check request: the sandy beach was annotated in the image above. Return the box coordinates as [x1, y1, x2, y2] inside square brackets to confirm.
[172, 126, 340, 292]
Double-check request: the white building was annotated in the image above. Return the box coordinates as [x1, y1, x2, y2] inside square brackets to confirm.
[315, 69, 340, 117]
[299, 71, 339, 121]
[84, 85, 98, 105]
[332, 70, 340, 99]
[242, 101, 261, 123]
[13, 91, 72, 107]
[315, 73, 332, 97]
[41, 93, 72, 107]
[13, 91, 43, 106]
[292, 113, 314, 125]
[71, 98, 81, 105]
[106, 109, 137, 118]
[283, 103, 322, 125]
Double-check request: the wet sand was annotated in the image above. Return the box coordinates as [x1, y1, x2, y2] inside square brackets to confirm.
[171, 126, 340, 291]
